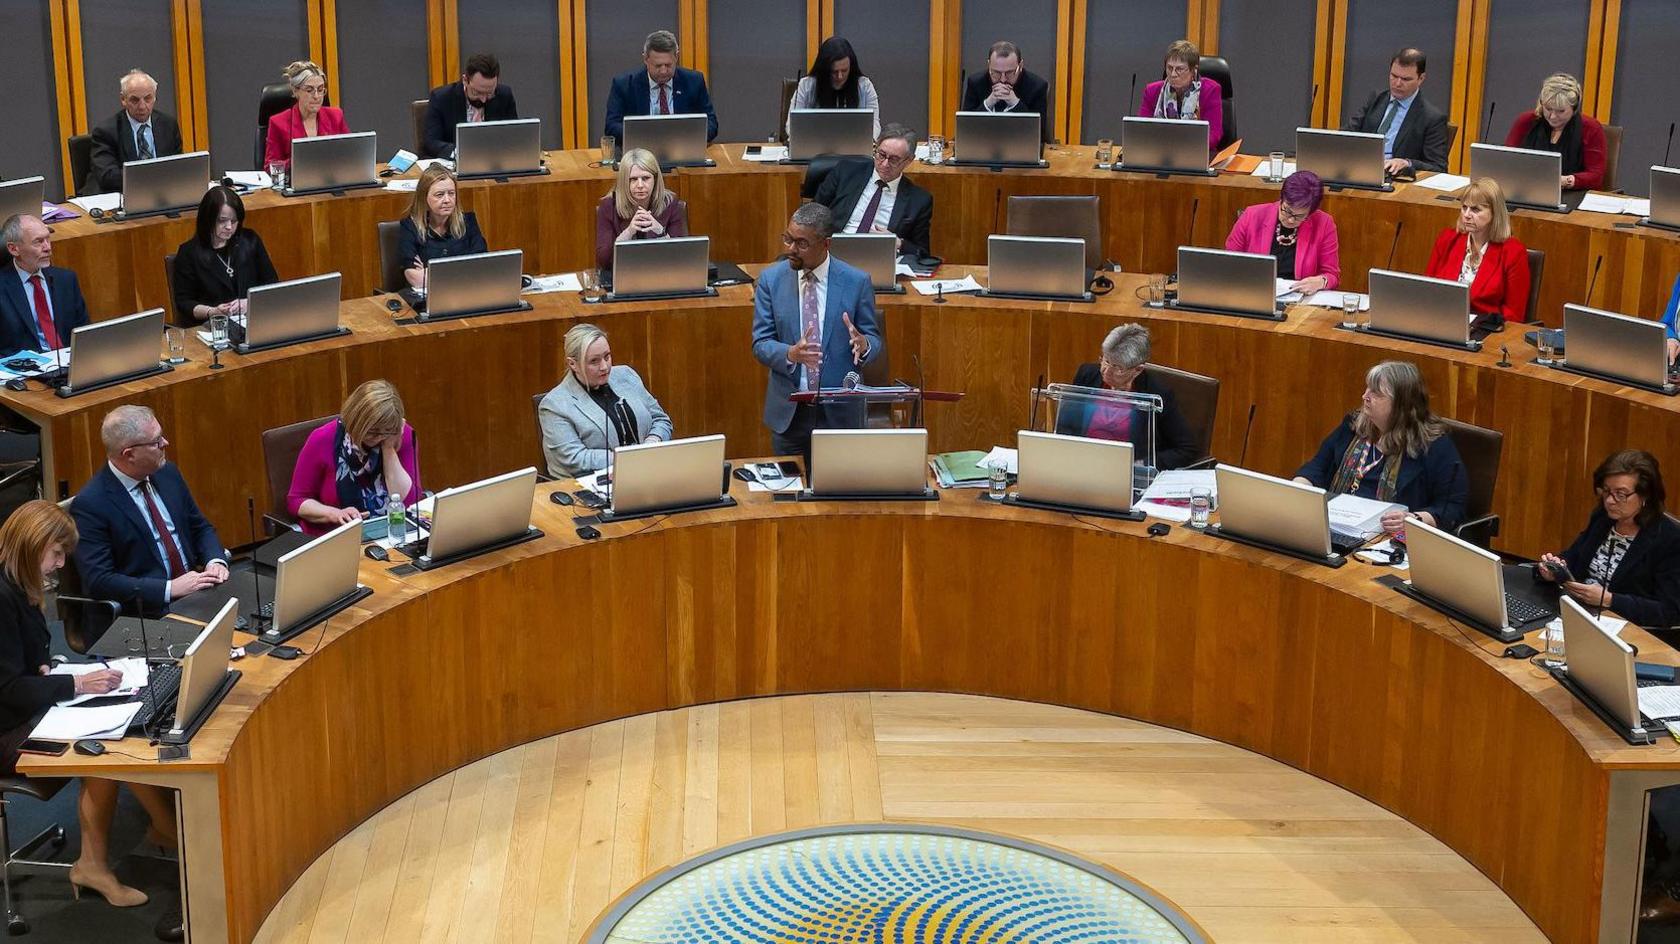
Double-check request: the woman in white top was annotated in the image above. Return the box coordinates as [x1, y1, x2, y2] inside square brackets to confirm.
[786, 36, 880, 139]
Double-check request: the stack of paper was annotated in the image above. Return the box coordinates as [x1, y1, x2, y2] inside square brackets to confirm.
[1577, 193, 1651, 216]
[1639, 686, 1680, 722]
[748, 476, 803, 494]
[1327, 493, 1402, 540]
[975, 447, 1018, 475]
[1136, 469, 1215, 522]
[384, 179, 419, 193]
[525, 273, 583, 294]
[931, 451, 991, 488]
[1413, 173, 1471, 192]
[31, 703, 141, 741]
[68, 193, 123, 214]
[40, 203, 77, 222]
[221, 170, 273, 189]
[52, 658, 148, 707]
[911, 276, 983, 296]
[743, 146, 789, 163]
[1298, 290, 1369, 311]
[1249, 161, 1297, 179]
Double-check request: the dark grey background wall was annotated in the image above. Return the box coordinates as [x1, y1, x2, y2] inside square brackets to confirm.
[339, 0, 429, 156]
[463, 0, 564, 149]
[585, 0, 679, 144]
[1081, 0, 1187, 144]
[201, 0, 310, 172]
[80, 0, 177, 136]
[834, 0, 930, 134]
[707, 0, 804, 143]
[963, 0, 1057, 135]
[0, 3, 64, 198]
[1482, 0, 1588, 151]
[1341, 0, 1457, 132]
[1218, 0, 1317, 154]
[1612, 0, 1680, 196]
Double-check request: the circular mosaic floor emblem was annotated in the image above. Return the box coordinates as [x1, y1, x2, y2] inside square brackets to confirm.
[588, 824, 1207, 943]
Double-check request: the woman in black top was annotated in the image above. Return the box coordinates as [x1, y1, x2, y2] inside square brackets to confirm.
[171, 185, 280, 323]
[398, 165, 487, 289]
[1540, 450, 1680, 627]
[0, 501, 177, 908]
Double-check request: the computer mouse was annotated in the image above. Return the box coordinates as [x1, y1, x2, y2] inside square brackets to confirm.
[73, 740, 106, 756]
[549, 490, 574, 506]
[1147, 522, 1171, 537]
[5, 378, 26, 392]
[363, 544, 389, 561]
[384, 298, 403, 312]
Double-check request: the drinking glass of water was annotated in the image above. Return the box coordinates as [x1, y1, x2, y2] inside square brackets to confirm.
[927, 135, 945, 164]
[599, 135, 617, 168]
[1095, 139, 1115, 166]
[1268, 151, 1286, 182]
[164, 327, 186, 364]
[1341, 292, 1361, 328]
[1147, 274, 1168, 307]
[1536, 330, 1556, 367]
[987, 461, 1009, 500]
[266, 161, 286, 191]
[209, 312, 229, 349]
[1189, 487, 1212, 529]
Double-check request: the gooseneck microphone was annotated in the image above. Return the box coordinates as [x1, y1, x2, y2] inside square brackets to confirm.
[1237, 403, 1258, 468]
[1027, 373, 1046, 432]
[1184, 198, 1200, 250]
[1126, 72, 1138, 118]
[990, 189, 1003, 235]
[246, 497, 271, 630]
[1385, 220, 1405, 270]
[1481, 100, 1497, 144]
[1585, 254, 1603, 307]
[1665, 123, 1676, 168]
[912, 353, 927, 428]
[1306, 83, 1319, 125]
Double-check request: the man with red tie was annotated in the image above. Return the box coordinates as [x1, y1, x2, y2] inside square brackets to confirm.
[812, 124, 935, 260]
[71, 406, 227, 617]
[0, 214, 89, 356]
[602, 30, 719, 149]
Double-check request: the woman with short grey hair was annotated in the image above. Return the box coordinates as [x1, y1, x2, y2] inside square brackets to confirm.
[538, 323, 673, 477]
[1058, 323, 1200, 469]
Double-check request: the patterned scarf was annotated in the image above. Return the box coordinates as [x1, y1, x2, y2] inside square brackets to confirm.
[1153, 77, 1203, 121]
[1328, 436, 1402, 500]
[333, 421, 389, 515]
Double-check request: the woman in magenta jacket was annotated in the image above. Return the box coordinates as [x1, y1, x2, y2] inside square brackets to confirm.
[264, 60, 349, 170]
[1137, 39, 1222, 154]
[1225, 170, 1341, 294]
[287, 380, 422, 536]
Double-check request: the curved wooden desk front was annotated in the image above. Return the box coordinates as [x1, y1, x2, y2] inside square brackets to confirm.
[20, 482, 1677, 943]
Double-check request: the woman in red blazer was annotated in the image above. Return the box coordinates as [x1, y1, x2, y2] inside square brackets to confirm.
[1503, 72, 1606, 192]
[264, 60, 348, 169]
[1225, 170, 1341, 293]
[1425, 177, 1531, 327]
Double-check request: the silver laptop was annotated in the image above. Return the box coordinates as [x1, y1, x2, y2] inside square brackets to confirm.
[1366, 269, 1472, 347]
[1562, 303, 1670, 391]
[1558, 595, 1649, 736]
[1470, 142, 1566, 212]
[1174, 247, 1278, 318]
[263, 517, 364, 642]
[422, 249, 527, 320]
[455, 118, 544, 179]
[610, 236, 711, 299]
[164, 596, 238, 742]
[1296, 128, 1389, 190]
[421, 467, 539, 566]
[950, 111, 1044, 167]
[1118, 117, 1212, 175]
[830, 233, 898, 292]
[809, 428, 929, 497]
[1404, 517, 1551, 636]
[985, 235, 1088, 300]
[622, 114, 712, 167]
[1213, 464, 1337, 560]
[121, 151, 210, 218]
[1014, 431, 1134, 513]
[1643, 166, 1680, 229]
[606, 434, 726, 518]
[0, 177, 44, 226]
[64, 308, 166, 393]
[287, 131, 379, 195]
[241, 272, 344, 352]
[787, 109, 875, 161]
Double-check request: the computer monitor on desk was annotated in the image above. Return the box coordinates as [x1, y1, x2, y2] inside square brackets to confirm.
[805, 428, 933, 500]
[286, 131, 379, 196]
[606, 237, 714, 302]
[1363, 269, 1475, 351]
[828, 234, 902, 293]
[408, 467, 542, 570]
[121, 151, 210, 219]
[1552, 595, 1657, 744]
[417, 249, 530, 322]
[1295, 128, 1391, 191]
[455, 118, 546, 180]
[1397, 517, 1554, 642]
[0, 176, 44, 226]
[600, 434, 734, 522]
[1003, 431, 1141, 520]
[59, 308, 171, 398]
[949, 112, 1045, 168]
[1640, 166, 1680, 232]
[1209, 464, 1346, 567]
[160, 597, 241, 745]
[1557, 303, 1673, 395]
[240, 272, 348, 353]
[980, 235, 1090, 302]
[1116, 117, 1214, 177]
[786, 109, 874, 162]
[622, 114, 713, 168]
[259, 518, 374, 645]
[1171, 247, 1281, 320]
[1470, 143, 1569, 213]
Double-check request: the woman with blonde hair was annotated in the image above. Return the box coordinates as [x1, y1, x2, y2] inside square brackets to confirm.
[1424, 177, 1532, 327]
[594, 147, 688, 272]
[263, 59, 348, 169]
[539, 323, 672, 477]
[1503, 72, 1606, 192]
[286, 380, 422, 535]
[397, 164, 487, 289]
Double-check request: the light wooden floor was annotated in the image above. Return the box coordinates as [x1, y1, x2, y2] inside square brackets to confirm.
[253, 693, 1545, 943]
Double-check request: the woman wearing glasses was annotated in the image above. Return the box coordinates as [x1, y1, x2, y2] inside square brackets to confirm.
[264, 60, 348, 170]
[1539, 450, 1680, 626]
[1224, 170, 1340, 296]
[1057, 323, 1200, 470]
[1138, 39, 1223, 153]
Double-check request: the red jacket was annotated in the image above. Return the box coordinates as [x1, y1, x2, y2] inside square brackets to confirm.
[1425, 228, 1531, 324]
[264, 105, 349, 168]
[1503, 111, 1606, 192]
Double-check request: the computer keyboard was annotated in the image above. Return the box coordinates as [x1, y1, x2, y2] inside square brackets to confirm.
[127, 662, 182, 733]
[1503, 593, 1555, 628]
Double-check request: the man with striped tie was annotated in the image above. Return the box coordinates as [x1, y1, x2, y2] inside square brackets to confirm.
[87, 69, 184, 195]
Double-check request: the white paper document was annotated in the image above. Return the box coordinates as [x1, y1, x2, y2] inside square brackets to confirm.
[1135, 469, 1216, 523]
[976, 447, 1018, 475]
[525, 273, 583, 294]
[743, 146, 789, 162]
[1249, 161, 1297, 178]
[1576, 192, 1652, 217]
[1639, 686, 1680, 721]
[52, 658, 148, 707]
[748, 476, 803, 493]
[222, 170, 272, 189]
[911, 276, 983, 296]
[0, 348, 68, 379]
[1275, 278, 1304, 303]
[68, 193, 123, 213]
[1327, 493, 1403, 537]
[384, 179, 419, 193]
[31, 702, 142, 741]
[1299, 289, 1369, 311]
[1413, 173, 1471, 193]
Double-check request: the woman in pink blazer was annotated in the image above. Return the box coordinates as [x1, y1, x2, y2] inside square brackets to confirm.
[1137, 39, 1223, 153]
[1225, 170, 1341, 294]
[264, 60, 348, 169]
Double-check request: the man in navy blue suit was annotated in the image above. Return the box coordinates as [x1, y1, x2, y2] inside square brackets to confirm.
[602, 30, 718, 148]
[751, 202, 883, 458]
[0, 214, 89, 355]
[72, 405, 227, 616]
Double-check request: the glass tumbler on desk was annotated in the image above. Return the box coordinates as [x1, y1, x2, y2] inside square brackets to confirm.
[1189, 487, 1212, 530]
[599, 135, 617, 168]
[164, 327, 186, 364]
[1268, 151, 1286, 182]
[1147, 274, 1168, 307]
[208, 312, 229, 349]
[926, 135, 945, 164]
[987, 462, 1009, 500]
[579, 268, 602, 302]
[1536, 330, 1556, 367]
[1095, 139, 1115, 166]
[266, 161, 286, 191]
[1341, 292, 1362, 328]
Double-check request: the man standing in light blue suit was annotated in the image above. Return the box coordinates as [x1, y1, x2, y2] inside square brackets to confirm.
[752, 202, 883, 459]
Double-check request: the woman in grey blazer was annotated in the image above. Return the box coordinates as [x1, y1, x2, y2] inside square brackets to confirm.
[539, 323, 673, 478]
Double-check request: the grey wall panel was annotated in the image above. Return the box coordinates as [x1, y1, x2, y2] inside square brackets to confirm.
[1341, 0, 1456, 135]
[962, 0, 1057, 134]
[1482, 0, 1588, 152]
[834, 0, 930, 134]
[1611, 0, 1680, 197]
[201, 0, 309, 171]
[0, 3, 63, 198]
[80, 0, 178, 131]
[461, 0, 564, 149]
[586, 0, 679, 143]
[707, 0, 804, 143]
[1217, 0, 1317, 153]
[338, 0, 429, 156]
[1081, 0, 1187, 144]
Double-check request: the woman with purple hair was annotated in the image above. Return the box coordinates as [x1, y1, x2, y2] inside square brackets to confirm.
[1225, 170, 1341, 296]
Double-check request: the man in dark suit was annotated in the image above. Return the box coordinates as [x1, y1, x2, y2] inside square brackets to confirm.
[960, 41, 1053, 143]
[423, 52, 520, 159]
[0, 214, 88, 355]
[813, 124, 934, 259]
[1342, 47, 1450, 175]
[71, 405, 227, 616]
[86, 69, 184, 195]
[603, 30, 718, 147]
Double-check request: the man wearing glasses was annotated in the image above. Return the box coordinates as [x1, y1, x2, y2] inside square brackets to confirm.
[960, 41, 1052, 142]
[71, 405, 228, 616]
[812, 125, 934, 259]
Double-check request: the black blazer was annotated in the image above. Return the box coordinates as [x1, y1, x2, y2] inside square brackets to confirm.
[1557, 509, 1680, 629]
[397, 212, 488, 269]
[1056, 364, 1200, 470]
[87, 109, 184, 194]
[961, 69, 1053, 142]
[171, 229, 280, 323]
[1342, 90, 1450, 173]
[422, 83, 520, 159]
[0, 574, 71, 737]
[71, 463, 225, 614]
[1296, 418, 1468, 530]
[813, 163, 934, 259]
[0, 266, 89, 355]
[603, 67, 718, 145]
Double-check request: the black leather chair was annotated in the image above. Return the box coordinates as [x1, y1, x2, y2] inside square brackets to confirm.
[1602, 124, 1624, 193]
[800, 154, 869, 200]
[1141, 364, 1220, 469]
[1525, 249, 1545, 325]
[260, 414, 335, 533]
[777, 77, 800, 145]
[410, 100, 429, 155]
[376, 221, 406, 294]
[162, 253, 198, 328]
[255, 82, 295, 168]
[1440, 416, 1503, 549]
[1007, 195, 1104, 270]
[52, 550, 117, 657]
[0, 775, 69, 934]
[66, 134, 94, 197]
[1197, 56, 1236, 150]
[531, 392, 553, 480]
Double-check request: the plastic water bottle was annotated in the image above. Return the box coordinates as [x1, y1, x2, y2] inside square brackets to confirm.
[386, 495, 407, 546]
[987, 462, 1008, 500]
